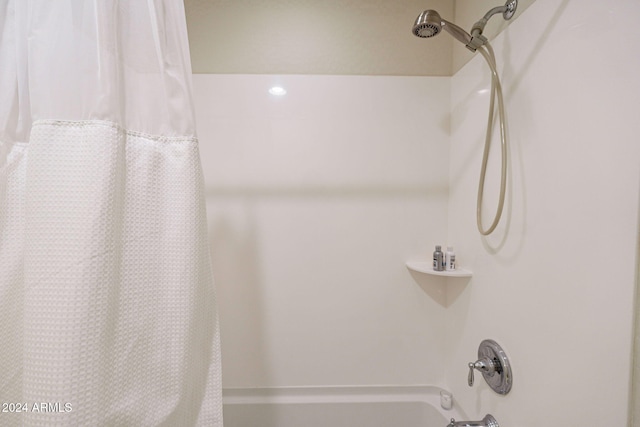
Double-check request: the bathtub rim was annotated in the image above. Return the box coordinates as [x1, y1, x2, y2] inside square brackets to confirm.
[223, 384, 468, 420]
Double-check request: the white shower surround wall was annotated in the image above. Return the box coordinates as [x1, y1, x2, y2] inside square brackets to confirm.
[193, 75, 451, 388]
[193, 0, 640, 422]
[446, 0, 640, 424]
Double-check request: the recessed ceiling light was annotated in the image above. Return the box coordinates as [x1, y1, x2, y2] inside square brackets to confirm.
[268, 86, 287, 96]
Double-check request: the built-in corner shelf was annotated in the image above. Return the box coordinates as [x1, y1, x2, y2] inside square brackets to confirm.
[405, 261, 472, 278]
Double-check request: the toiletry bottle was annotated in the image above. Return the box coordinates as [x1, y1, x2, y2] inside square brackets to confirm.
[445, 246, 456, 271]
[433, 245, 444, 271]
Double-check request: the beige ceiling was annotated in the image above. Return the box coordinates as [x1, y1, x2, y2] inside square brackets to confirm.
[185, 0, 534, 76]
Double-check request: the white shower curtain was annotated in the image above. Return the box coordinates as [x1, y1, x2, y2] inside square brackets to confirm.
[0, 1, 222, 426]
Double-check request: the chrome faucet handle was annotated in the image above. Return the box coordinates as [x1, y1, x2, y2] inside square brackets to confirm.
[467, 340, 513, 395]
[468, 357, 496, 387]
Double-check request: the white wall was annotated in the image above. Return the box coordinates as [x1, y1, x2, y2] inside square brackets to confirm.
[446, 0, 640, 424]
[185, 0, 454, 76]
[193, 75, 451, 388]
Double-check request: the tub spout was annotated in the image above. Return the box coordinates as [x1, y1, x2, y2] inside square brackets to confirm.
[448, 414, 499, 427]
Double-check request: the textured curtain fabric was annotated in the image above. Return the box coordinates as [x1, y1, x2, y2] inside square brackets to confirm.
[0, 1, 223, 426]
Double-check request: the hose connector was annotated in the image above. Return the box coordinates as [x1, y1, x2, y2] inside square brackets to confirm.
[466, 32, 488, 52]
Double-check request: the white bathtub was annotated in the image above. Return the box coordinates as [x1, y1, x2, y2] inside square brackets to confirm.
[222, 385, 465, 427]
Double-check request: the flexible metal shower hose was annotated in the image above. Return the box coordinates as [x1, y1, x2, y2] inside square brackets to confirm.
[475, 42, 507, 236]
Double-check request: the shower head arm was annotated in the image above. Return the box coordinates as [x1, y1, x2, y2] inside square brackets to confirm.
[471, 0, 517, 37]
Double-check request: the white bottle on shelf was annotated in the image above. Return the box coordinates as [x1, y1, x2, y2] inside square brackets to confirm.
[445, 246, 456, 271]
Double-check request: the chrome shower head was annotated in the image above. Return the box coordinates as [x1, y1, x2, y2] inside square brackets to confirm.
[412, 10, 442, 38]
[412, 10, 473, 47]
